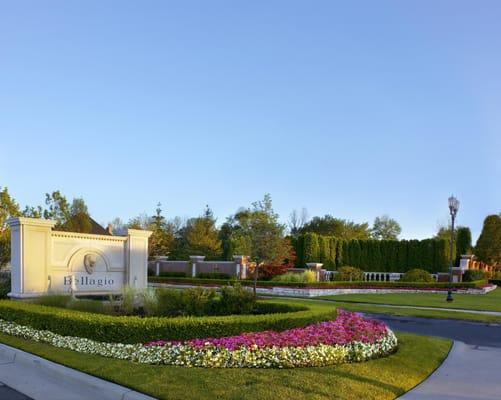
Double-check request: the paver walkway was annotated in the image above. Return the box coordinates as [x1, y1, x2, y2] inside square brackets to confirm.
[399, 341, 501, 399]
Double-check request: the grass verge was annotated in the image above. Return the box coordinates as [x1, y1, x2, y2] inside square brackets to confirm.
[319, 288, 501, 313]
[332, 302, 501, 323]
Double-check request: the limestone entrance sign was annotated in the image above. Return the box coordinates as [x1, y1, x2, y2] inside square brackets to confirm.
[6, 217, 152, 298]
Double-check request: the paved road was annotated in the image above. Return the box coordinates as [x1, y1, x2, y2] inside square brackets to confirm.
[363, 314, 501, 400]
[0, 382, 32, 400]
[364, 313, 501, 347]
[398, 341, 501, 400]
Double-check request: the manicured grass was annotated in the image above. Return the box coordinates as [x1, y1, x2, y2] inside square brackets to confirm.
[320, 288, 501, 312]
[0, 330, 450, 400]
[332, 302, 501, 323]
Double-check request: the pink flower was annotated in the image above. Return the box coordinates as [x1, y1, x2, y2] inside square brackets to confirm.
[144, 310, 389, 351]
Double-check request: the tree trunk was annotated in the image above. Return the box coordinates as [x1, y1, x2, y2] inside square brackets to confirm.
[253, 263, 259, 297]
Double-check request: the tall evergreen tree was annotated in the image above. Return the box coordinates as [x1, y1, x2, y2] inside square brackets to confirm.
[317, 235, 329, 264]
[148, 203, 176, 258]
[327, 237, 337, 270]
[475, 215, 501, 265]
[0, 187, 21, 267]
[407, 240, 421, 268]
[456, 227, 472, 264]
[184, 206, 222, 260]
[303, 233, 319, 263]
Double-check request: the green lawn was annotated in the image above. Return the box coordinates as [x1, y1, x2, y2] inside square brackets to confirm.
[320, 288, 501, 312]
[332, 302, 501, 323]
[0, 331, 450, 400]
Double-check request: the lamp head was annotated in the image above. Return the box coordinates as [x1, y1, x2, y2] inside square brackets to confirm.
[448, 195, 459, 217]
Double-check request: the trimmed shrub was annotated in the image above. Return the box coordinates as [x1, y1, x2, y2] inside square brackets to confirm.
[33, 294, 72, 308]
[0, 300, 334, 343]
[463, 269, 486, 282]
[218, 284, 255, 315]
[401, 269, 433, 283]
[158, 272, 187, 278]
[67, 299, 110, 314]
[335, 266, 364, 281]
[0, 275, 10, 299]
[272, 271, 316, 283]
[155, 287, 218, 317]
[196, 272, 231, 280]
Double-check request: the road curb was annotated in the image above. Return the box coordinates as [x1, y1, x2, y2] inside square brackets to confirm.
[0, 343, 156, 400]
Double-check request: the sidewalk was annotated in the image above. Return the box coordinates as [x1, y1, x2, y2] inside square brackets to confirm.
[0, 343, 156, 400]
[399, 341, 501, 399]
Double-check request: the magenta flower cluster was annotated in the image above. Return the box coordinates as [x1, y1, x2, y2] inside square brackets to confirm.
[145, 310, 389, 351]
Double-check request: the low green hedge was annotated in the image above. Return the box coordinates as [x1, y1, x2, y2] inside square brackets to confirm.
[0, 300, 335, 344]
[157, 272, 187, 278]
[489, 279, 501, 286]
[149, 276, 487, 289]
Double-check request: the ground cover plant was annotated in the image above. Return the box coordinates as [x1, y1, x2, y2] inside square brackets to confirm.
[319, 287, 501, 312]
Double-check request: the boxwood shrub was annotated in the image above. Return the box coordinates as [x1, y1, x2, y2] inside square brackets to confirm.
[462, 269, 486, 282]
[0, 300, 335, 344]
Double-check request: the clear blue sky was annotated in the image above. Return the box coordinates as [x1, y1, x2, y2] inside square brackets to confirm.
[1, 1, 500, 241]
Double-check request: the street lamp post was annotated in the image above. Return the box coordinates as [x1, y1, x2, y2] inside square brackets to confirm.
[446, 195, 459, 302]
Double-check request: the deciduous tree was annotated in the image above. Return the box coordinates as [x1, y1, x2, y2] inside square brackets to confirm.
[371, 215, 402, 240]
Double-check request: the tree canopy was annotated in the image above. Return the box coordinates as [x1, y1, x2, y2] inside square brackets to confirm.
[300, 214, 370, 240]
[371, 215, 401, 240]
[475, 215, 501, 265]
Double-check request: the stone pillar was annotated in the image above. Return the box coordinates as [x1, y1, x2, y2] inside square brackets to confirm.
[152, 256, 169, 276]
[306, 263, 323, 282]
[189, 256, 205, 278]
[6, 217, 56, 298]
[233, 255, 248, 279]
[126, 229, 152, 289]
[459, 255, 473, 272]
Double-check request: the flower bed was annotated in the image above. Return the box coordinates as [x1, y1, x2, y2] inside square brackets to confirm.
[0, 310, 397, 368]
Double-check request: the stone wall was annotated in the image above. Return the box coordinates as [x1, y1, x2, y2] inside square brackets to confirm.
[6, 217, 152, 298]
[148, 256, 249, 279]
